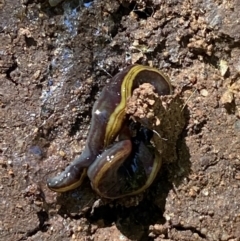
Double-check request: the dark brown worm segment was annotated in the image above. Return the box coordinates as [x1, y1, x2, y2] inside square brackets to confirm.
[47, 65, 172, 198]
[88, 125, 161, 199]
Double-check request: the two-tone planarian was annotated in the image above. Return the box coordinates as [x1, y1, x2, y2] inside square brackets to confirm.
[47, 65, 172, 199]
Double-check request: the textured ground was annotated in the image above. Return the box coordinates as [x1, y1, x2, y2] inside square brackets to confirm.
[0, 0, 240, 240]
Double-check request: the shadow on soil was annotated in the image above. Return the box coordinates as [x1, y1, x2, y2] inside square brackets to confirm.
[50, 99, 191, 240]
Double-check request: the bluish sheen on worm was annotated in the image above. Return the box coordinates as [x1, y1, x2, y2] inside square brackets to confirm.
[47, 65, 172, 199]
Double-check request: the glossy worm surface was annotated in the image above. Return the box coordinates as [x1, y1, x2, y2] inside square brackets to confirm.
[47, 65, 172, 198]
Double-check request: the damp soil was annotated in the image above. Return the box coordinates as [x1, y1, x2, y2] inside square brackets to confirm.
[0, 0, 240, 240]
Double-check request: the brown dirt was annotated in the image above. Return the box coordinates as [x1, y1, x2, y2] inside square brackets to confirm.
[0, 0, 240, 240]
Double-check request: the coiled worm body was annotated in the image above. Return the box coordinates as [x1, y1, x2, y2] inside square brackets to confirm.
[47, 65, 172, 199]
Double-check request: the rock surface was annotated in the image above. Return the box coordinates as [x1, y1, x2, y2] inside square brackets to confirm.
[0, 0, 239, 240]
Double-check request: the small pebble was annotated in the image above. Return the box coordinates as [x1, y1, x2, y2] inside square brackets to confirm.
[33, 70, 41, 80]
[200, 89, 209, 97]
[59, 150, 66, 157]
[202, 188, 209, 196]
[221, 90, 233, 104]
[219, 59, 229, 77]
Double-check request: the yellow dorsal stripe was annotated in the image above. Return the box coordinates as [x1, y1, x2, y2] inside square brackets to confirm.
[104, 65, 170, 147]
